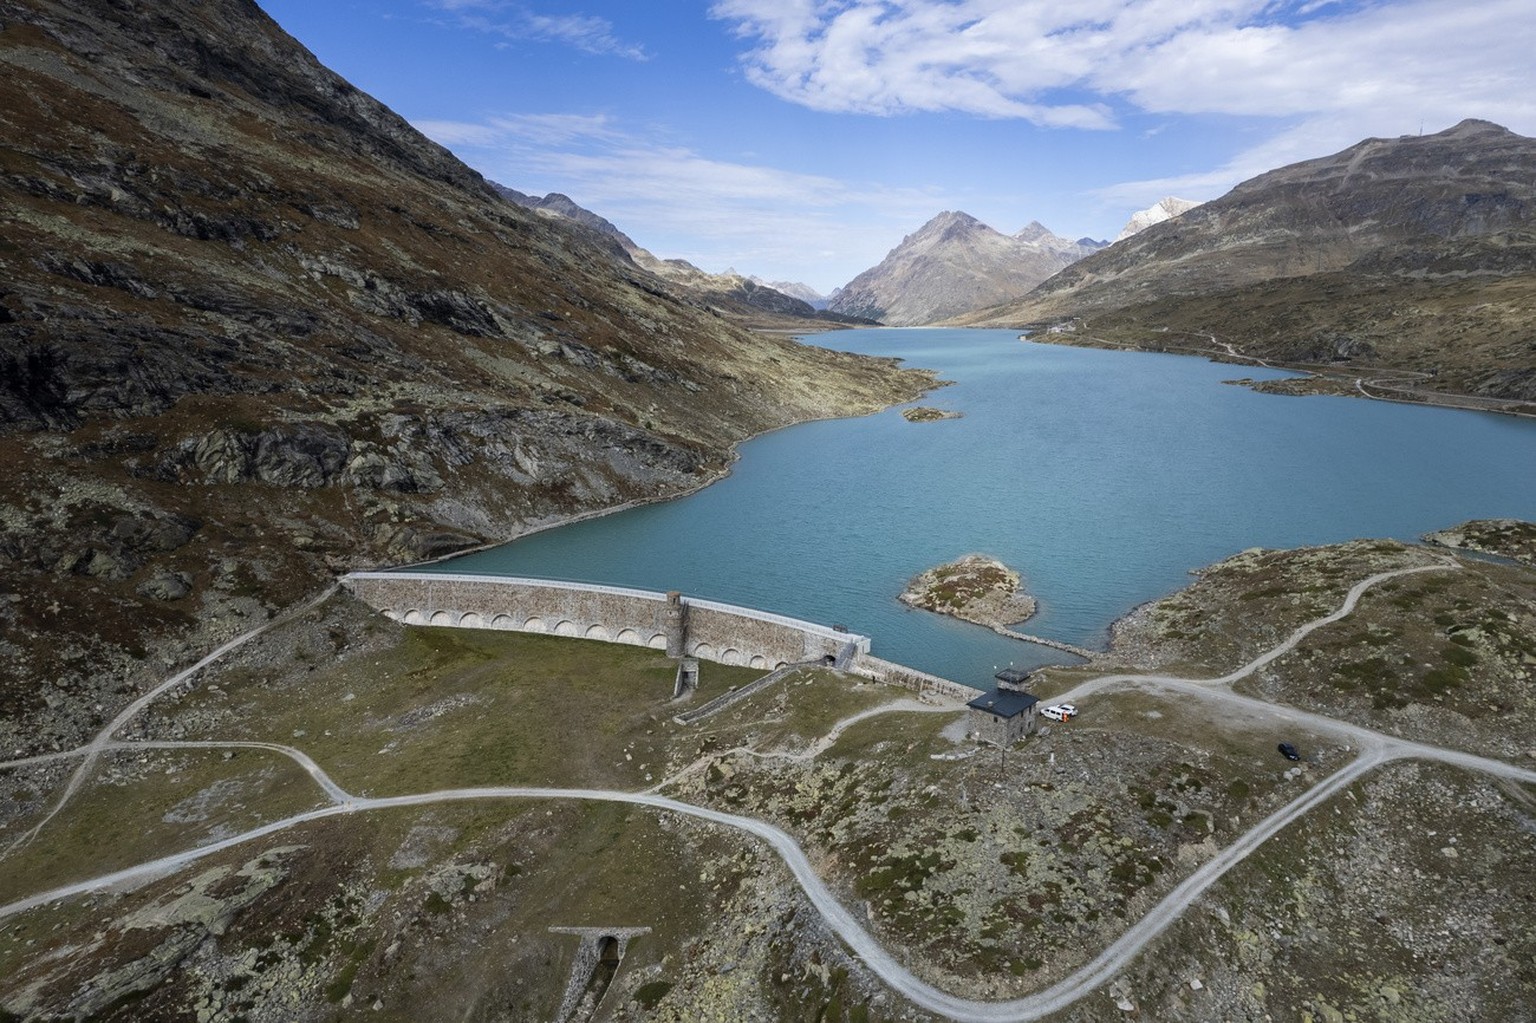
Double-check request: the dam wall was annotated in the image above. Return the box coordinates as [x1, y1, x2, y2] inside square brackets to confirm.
[342, 571, 871, 672]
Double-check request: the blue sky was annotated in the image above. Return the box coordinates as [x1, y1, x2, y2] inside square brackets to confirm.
[257, 1, 1536, 293]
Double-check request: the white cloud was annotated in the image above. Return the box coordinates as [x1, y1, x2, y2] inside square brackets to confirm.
[1109, 0, 1536, 124]
[487, 112, 627, 145]
[412, 119, 505, 147]
[709, 0, 1536, 136]
[423, 1, 648, 60]
[709, 0, 1261, 124]
[709, 0, 1536, 227]
[411, 111, 949, 289]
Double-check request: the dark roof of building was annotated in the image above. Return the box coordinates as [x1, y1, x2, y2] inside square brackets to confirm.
[994, 667, 1033, 685]
[966, 689, 1040, 718]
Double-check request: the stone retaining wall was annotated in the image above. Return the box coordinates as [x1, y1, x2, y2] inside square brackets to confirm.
[850, 655, 985, 703]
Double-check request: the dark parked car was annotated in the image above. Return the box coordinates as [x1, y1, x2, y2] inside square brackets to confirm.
[1278, 742, 1300, 761]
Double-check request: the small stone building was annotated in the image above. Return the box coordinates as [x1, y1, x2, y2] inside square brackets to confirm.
[966, 689, 1039, 748]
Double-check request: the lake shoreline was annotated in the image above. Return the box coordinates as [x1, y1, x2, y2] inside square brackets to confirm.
[394, 364, 947, 574]
[1018, 328, 1536, 419]
[425, 328, 1536, 685]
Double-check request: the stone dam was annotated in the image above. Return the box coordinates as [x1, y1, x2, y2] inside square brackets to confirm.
[341, 571, 983, 703]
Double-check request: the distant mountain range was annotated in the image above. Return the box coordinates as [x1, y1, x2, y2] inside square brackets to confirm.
[494, 186, 867, 328]
[747, 276, 834, 309]
[827, 212, 1104, 326]
[964, 119, 1536, 402]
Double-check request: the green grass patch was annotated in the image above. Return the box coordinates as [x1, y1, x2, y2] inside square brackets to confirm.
[0, 749, 324, 901]
[632, 980, 673, 1009]
[1442, 644, 1478, 667]
[184, 626, 774, 795]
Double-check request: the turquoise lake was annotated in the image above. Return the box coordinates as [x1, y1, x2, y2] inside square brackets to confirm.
[437, 329, 1536, 686]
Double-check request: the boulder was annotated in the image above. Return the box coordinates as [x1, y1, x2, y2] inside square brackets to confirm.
[137, 569, 193, 601]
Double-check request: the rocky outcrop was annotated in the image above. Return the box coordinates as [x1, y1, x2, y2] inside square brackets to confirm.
[829, 212, 1102, 325]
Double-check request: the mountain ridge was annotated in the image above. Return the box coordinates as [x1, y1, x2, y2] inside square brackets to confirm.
[961, 119, 1536, 402]
[493, 185, 868, 328]
[828, 210, 1103, 325]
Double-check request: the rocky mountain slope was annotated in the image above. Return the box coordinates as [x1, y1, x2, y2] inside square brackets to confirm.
[1114, 196, 1202, 242]
[627, 257, 873, 329]
[0, 0, 931, 754]
[496, 186, 866, 329]
[964, 120, 1536, 401]
[828, 211, 1103, 325]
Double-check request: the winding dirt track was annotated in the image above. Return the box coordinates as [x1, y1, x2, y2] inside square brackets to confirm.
[1, 584, 340, 857]
[4, 565, 1535, 1021]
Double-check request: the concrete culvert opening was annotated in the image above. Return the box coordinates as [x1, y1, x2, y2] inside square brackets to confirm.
[573, 936, 623, 1021]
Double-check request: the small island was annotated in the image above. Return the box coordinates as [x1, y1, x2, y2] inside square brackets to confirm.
[899, 553, 1036, 627]
[901, 406, 964, 422]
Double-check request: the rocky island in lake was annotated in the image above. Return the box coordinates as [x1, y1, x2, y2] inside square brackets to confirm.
[900, 406, 964, 422]
[899, 554, 1037, 627]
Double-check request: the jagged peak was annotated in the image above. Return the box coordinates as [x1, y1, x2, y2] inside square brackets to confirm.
[901, 210, 999, 248]
[924, 209, 984, 227]
[1013, 220, 1054, 242]
[912, 210, 987, 235]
